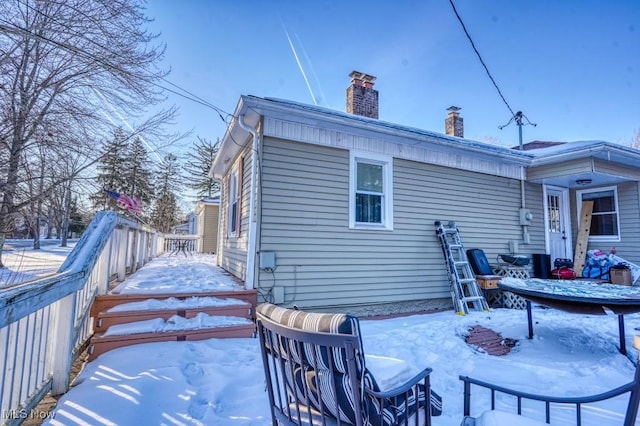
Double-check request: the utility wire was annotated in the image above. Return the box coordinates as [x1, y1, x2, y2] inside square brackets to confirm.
[448, 0, 516, 118]
[12, 0, 236, 120]
[0, 17, 235, 124]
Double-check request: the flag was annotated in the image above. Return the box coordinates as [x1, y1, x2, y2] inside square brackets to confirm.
[104, 189, 142, 214]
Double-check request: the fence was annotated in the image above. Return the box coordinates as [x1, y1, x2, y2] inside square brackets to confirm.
[162, 234, 200, 255]
[0, 211, 161, 425]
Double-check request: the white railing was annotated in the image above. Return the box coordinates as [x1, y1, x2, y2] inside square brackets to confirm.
[0, 211, 162, 424]
[162, 234, 200, 255]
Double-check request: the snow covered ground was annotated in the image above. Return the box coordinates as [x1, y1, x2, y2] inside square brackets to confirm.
[34, 254, 640, 425]
[0, 239, 75, 286]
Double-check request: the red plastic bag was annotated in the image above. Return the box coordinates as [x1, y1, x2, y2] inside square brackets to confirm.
[551, 267, 576, 280]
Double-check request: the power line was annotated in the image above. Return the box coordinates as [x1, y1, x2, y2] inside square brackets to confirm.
[448, 0, 516, 118]
[0, 17, 234, 123]
[13, 0, 236, 120]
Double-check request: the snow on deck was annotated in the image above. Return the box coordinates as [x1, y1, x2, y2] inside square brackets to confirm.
[103, 312, 253, 337]
[111, 253, 244, 294]
[107, 296, 247, 312]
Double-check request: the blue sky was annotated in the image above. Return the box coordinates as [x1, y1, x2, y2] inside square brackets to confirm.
[145, 0, 640, 151]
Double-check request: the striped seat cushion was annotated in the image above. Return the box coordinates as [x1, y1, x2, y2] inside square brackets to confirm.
[257, 304, 439, 425]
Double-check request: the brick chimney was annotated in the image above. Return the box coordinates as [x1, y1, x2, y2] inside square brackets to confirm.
[445, 106, 464, 138]
[346, 71, 378, 119]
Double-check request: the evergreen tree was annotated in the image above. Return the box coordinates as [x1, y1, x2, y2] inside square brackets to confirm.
[68, 199, 87, 236]
[183, 136, 220, 198]
[150, 154, 181, 232]
[123, 137, 155, 216]
[90, 128, 130, 210]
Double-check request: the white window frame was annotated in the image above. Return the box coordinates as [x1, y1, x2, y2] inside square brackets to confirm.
[349, 151, 393, 230]
[228, 169, 239, 236]
[576, 185, 620, 242]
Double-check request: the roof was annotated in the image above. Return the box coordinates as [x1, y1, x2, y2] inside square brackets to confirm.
[526, 140, 640, 168]
[211, 95, 532, 179]
[514, 141, 566, 150]
[211, 95, 640, 181]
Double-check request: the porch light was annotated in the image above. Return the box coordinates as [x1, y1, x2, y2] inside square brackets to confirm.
[576, 179, 592, 185]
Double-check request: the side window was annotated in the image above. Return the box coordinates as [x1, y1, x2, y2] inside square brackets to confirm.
[228, 171, 238, 235]
[349, 151, 393, 230]
[228, 158, 243, 237]
[576, 186, 620, 241]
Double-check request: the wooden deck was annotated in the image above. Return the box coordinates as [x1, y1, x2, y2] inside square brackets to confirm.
[88, 323, 255, 361]
[88, 289, 258, 361]
[94, 302, 252, 333]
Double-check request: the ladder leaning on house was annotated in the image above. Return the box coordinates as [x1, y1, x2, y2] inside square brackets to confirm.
[435, 221, 490, 315]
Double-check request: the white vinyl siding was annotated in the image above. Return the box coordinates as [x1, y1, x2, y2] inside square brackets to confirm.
[218, 149, 251, 282]
[258, 137, 545, 310]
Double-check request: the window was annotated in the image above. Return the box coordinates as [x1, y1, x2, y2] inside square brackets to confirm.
[228, 160, 243, 237]
[576, 186, 620, 241]
[349, 151, 393, 230]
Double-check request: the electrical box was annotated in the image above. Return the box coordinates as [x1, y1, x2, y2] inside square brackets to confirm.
[259, 251, 277, 271]
[272, 286, 285, 304]
[519, 208, 533, 226]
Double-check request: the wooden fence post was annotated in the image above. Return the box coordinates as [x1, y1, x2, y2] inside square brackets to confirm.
[51, 292, 77, 395]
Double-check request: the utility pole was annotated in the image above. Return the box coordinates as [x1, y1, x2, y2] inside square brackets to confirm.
[500, 111, 537, 245]
[500, 111, 537, 150]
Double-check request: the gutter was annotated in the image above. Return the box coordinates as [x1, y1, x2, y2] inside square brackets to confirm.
[237, 114, 259, 290]
[529, 142, 640, 167]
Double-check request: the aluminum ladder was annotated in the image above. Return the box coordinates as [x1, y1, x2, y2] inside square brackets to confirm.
[435, 221, 490, 315]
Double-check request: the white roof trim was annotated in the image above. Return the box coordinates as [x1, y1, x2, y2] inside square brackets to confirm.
[264, 117, 523, 179]
[211, 96, 640, 181]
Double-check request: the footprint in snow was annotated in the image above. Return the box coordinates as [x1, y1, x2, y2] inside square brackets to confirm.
[182, 361, 205, 385]
[187, 392, 212, 420]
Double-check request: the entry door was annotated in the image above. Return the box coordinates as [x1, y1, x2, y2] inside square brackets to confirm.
[546, 187, 571, 262]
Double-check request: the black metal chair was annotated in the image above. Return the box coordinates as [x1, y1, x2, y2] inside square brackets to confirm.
[460, 337, 640, 425]
[256, 303, 441, 425]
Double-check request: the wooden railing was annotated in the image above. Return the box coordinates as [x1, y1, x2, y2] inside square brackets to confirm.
[0, 211, 162, 425]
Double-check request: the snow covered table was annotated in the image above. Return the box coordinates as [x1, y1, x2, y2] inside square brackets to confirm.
[498, 277, 640, 355]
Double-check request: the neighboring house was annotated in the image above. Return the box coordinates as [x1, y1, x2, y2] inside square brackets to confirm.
[195, 197, 220, 253]
[209, 71, 640, 313]
[172, 222, 190, 234]
[173, 213, 197, 236]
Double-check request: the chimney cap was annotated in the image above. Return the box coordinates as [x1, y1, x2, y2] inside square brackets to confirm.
[349, 70, 376, 84]
[447, 106, 461, 112]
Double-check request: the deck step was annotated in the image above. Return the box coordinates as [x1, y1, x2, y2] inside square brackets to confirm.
[94, 299, 252, 333]
[88, 314, 256, 361]
[91, 289, 258, 318]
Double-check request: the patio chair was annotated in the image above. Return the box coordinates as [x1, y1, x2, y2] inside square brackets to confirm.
[459, 336, 640, 425]
[256, 303, 442, 425]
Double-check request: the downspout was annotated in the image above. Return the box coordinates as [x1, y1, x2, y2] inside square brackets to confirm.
[238, 114, 259, 290]
[517, 119, 530, 245]
[521, 166, 530, 244]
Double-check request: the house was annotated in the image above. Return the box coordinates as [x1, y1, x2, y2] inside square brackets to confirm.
[195, 197, 220, 253]
[209, 71, 640, 314]
[172, 213, 198, 235]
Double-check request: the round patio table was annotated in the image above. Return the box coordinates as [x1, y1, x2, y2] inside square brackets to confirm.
[498, 278, 640, 355]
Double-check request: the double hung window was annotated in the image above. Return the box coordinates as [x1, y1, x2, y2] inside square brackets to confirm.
[349, 152, 393, 230]
[228, 163, 242, 236]
[576, 186, 619, 241]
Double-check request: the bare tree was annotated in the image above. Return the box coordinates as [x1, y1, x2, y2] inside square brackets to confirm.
[0, 0, 174, 267]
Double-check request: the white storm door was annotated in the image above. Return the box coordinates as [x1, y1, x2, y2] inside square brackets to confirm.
[545, 186, 571, 262]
